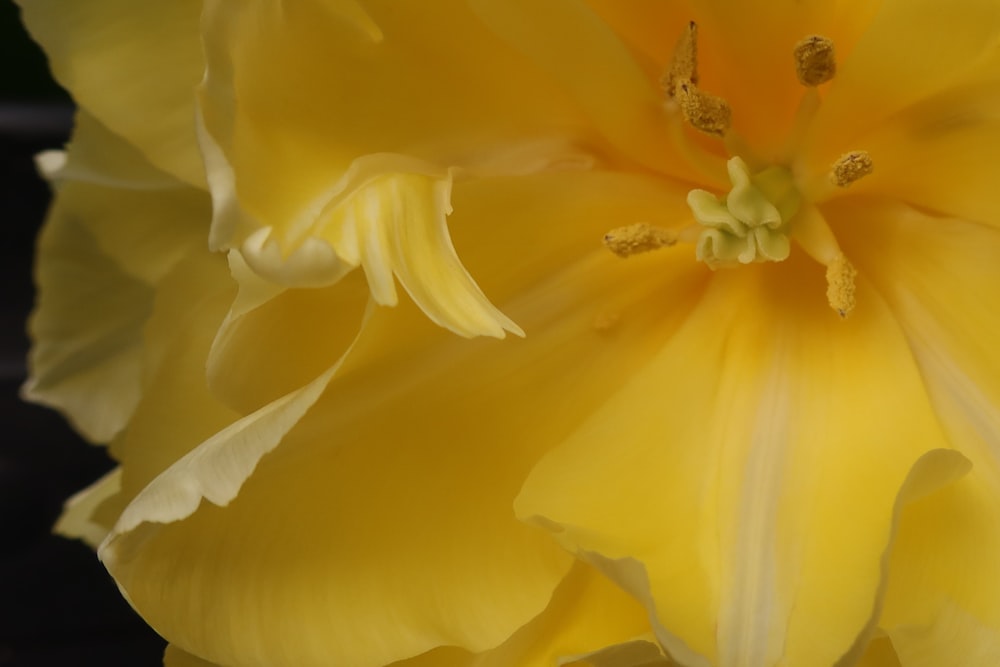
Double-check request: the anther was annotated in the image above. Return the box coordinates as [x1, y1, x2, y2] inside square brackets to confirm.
[603, 223, 677, 258]
[676, 83, 732, 138]
[662, 21, 698, 98]
[663, 21, 733, 138]
[829, 151, 874, 187]
[793, 35, 836, 87]
[825, 253, 857, 318]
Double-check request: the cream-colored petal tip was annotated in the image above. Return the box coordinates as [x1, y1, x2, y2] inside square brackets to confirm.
[54, 467, 122, 548]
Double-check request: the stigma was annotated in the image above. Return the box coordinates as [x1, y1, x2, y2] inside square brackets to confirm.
[688, 157, 797, 269]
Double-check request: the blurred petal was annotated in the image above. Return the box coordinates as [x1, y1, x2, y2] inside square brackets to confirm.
[46, 111, 182, 191]
[468, 0, 684, 176]
[882, 477, 1000, 667]
[837, 198, 1000, 665]
[107, 253, 239, 504]
[53, 467, 122, 548]
[23, 205, 152, 442]
[835, 81, 1000, 226]
[856, 636, 902, 667]
[15, 0, 205, 186]
[809, 0, 1000, 167]
[516, 255, 956, 666]
[164, 645, 222, 667]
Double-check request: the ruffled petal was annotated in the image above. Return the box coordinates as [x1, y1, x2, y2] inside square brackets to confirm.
[206, 254, 369, 414]
[836, 198, 1000, 665]
[23, 200, 153, 442]
[101, 173, 707, 665]
[516, 254, 957, 666]
[24, 109, 211, 443]
[15, 0, 205, 186]
[53, 467, 123, 548]
[197, 0, 591, 240]
[107, 253, 239, 504]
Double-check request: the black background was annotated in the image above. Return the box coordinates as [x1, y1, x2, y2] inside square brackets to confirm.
[1, 2, 166, 664]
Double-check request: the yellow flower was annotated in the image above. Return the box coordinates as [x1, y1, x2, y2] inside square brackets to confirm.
[18, 0, 1000, 666]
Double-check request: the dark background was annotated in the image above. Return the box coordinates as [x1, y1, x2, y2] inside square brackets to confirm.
[1, 2, 166, 665]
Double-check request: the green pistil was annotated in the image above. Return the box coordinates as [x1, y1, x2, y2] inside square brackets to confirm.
[687, 157, 800, 269]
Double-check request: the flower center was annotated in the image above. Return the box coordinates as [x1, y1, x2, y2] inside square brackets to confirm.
[605, 22, 876, 318]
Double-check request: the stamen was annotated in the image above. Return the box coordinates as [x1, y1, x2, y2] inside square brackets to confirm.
[661, 21, 698, 98]
[676, 82, 732, 138]
[603, 223, 677, 258]
[793, 35, 837, 87]
[790, 204, 859, 318]
[829, 151, 874, 187]
[826, 253, 857, 318]
[662, 21, 733, 138]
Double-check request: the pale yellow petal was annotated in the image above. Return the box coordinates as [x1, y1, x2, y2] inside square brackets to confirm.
[24, 207, 152, 442]
[46, 111, 181, 191]
[53, 467, 122, 548]
[15, 0, 205, 186]
[106, 254, 239, 503]
[516, 254, 956, 666]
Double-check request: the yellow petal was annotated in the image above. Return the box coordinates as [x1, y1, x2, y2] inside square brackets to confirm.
[102, 174, 707, 666]
[468, 0, 684, 176]
[23, 205, 152, 442]
[827, 81, 1000, 226]
[164, 645, 222, 667]
[882, 476, 1000, 667]
[206, 255, 369, 414]
[24, 108, 209, 443]
[197, 0, 590, 234]
[15, 0, 205, 186]
[835, 198, 1000, 665]
[399, 561, 664, 667]
[516, 254, 955, 666]
[855, 636, 902, 667]
[53, 467, 122, 548]
[808, 0, 1000, 168]
[475, 562, 658, 667]
[685, 0, 838, 151]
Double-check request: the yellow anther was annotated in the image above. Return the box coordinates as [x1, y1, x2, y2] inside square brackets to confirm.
[826, 253, 857, 318]
[793, 35, 837, 87]
[830, 151, 874, 187]
[603, 223, 677, 258]
[676, 82, 733, 138]
[663, 21, 732, 138]
[662, 21, 698, 98]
